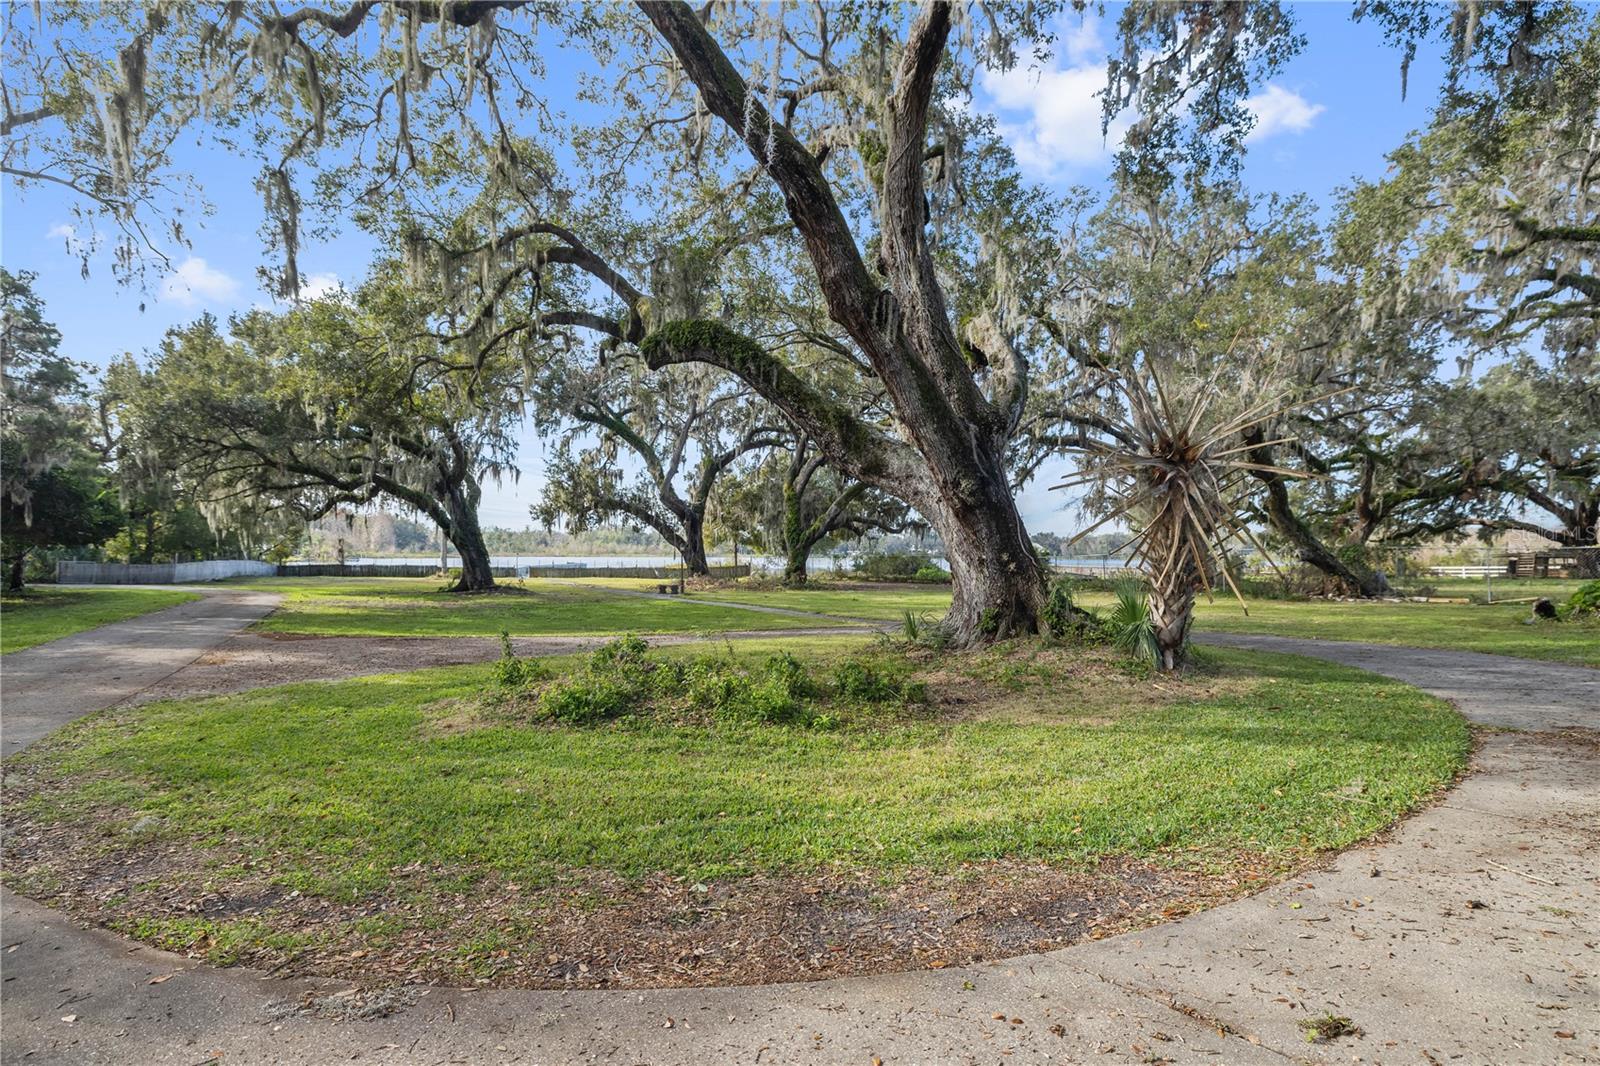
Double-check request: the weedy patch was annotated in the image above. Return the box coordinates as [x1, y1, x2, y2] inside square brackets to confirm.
[417, 697, 493, 737]
[487, 634, 927, 729]
[1300, 1012, 1361, 1043]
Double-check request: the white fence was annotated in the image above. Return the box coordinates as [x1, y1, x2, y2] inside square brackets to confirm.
[55, 559, 751, 584]
[57, 559, 279, 585]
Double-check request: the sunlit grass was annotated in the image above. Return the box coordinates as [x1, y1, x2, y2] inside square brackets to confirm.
[0, 586, 200, 654]
[222, 577, 853, 637]
[6, 645, 1468, 899]
[1186, 594, 1599, 667]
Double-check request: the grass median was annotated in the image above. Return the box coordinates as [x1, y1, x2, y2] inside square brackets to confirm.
[2, 639, 1469, 988]
[225, 577, 857, 637]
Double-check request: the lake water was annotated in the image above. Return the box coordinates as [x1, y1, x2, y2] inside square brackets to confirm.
[309, 554, 1131, 573]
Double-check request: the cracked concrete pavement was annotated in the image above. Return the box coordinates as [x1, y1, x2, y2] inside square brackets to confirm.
[2, 598, 1596, 1064]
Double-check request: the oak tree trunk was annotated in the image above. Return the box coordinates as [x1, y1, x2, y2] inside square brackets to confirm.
[781, 483, 811, 586]
[783, 547, 809, 586]
[1245, 431, 1387, 597]
[680, 513, 710, 576]
[7, 552, 26, 593]
[442, 484, 496, 592]
[921, 482, 1048, 644]
[1262, 487, 1390, 597]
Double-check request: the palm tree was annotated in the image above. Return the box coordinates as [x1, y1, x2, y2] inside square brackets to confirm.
[1054, 359, 1311, 671]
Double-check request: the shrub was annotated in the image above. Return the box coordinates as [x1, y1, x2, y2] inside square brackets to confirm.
[515, 638, 912, 729]
[1041, 576, 1107, 643]
[912, 564, 951, 584]
[832, 655, 925, 707]
[539, 672, 639, 724]
[489, 631, 551, 690]
[589, 633, 651, 669]
[900, 609, 923, 642]
[675, 651, 818, 724]
[534, 635, 659, 724]
[834, 658, 894, 701]
[761, 651, 816, 698]
[1567, 579, 1600, 616]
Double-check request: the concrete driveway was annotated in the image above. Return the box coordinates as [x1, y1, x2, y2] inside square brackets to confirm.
[2, 586, 282, 755]
[1, 619, 1595, 1064]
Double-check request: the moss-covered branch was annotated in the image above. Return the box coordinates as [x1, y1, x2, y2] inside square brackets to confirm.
[640, 320, 921, 492]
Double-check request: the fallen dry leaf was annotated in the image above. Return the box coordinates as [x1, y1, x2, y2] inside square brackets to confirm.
[148, 973, 175, 985]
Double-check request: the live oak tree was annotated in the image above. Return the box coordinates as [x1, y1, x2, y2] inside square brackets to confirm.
[1, 269, 93, 517]
[1102, 0, 1600, 571]
[1431, 358, 1599, 548]
[718, 436, 913, 586]
[1243, 353, 1599, 580]
[109, 282, 520, 591]
[1336, 2, 1598, 356]
[1334, 4, 1599, 549]
[4, 0, 1073, 644]
[0, 466, 123, 592]
[708, 339, 916, 585]
[532, 359, 784, 575]
[99, 358, 306, 566]
[1229, 258, 1464, 598]
[625, 2, 1079, 641]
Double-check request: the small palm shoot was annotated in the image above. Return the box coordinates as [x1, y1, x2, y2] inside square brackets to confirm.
[1107, 579, 1160, 666]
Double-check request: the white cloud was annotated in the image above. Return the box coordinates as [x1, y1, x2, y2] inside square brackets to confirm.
[1244, 84, 1325, 143]
[160, 256, 240, 307]
[976, 17, 1129, 180]
[978, 18, 1325, 177]
[296, 272, 341, 301]
[46, 223, 76, 241]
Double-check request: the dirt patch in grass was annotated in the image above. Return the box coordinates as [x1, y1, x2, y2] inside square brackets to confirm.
[915, 643, 1253, 723]
[1, 797, 1283, 989]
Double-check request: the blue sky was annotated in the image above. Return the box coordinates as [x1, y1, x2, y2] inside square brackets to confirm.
[1, 3, 1445, 537]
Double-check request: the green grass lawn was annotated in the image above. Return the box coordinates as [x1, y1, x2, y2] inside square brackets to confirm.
[247, 575, 1597, 664]
[1408, 576, 1586, 601]
[6, 642, 1466, 903]
[1186, 595, 1599, 667]
[226, 577, 855, 637]
[556, 573, 947, 624]
[0, 586, 200, 654]
[668, 578, 1598, 666]
[630, 581, 957, 622]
